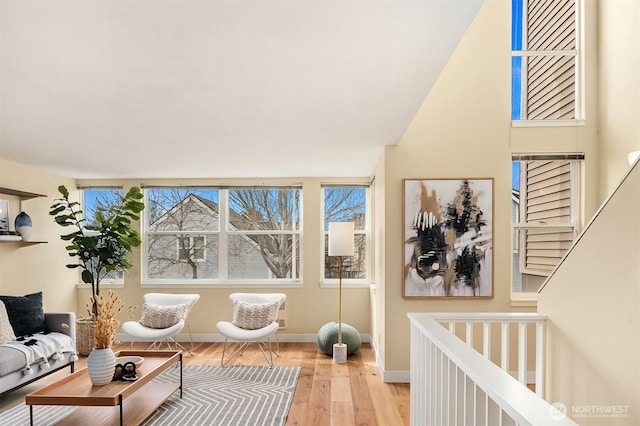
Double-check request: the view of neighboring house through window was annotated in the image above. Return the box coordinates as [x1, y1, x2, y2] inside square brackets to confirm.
[322, 185, 368, 282]
[512, 0, 579, 120]
[81, 187, 125, 283]
[144, 186, 301, 283]
[511, 155, 582, 295]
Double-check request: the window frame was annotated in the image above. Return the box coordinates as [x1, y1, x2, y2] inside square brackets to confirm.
[177, 235, 206, 262]
[320, 184, 371, 288]
[511, 0, 583, 123]
[511, 155, 582, 301]
[142, 186, 303, 287]
[79, 186, 125, 287]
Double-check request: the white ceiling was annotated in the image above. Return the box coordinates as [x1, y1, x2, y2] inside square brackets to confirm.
[0, 0, 482, 179]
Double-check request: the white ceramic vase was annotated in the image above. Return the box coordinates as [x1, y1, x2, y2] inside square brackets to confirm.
[87, 347, 116, 386]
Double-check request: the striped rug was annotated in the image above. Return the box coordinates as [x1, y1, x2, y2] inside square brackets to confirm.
[1, 365, 300, 426]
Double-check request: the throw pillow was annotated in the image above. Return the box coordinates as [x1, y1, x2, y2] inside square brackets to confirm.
[139, 303, 189, 329]
[232, 300, 279, 330]
[0, 300, 16, 344]
[0, 292, 45, 337]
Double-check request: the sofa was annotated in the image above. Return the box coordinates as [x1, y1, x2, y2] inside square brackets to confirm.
[0, 292, 77, 395]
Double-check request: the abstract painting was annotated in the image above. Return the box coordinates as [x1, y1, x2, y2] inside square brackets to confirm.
[403, 178, 493, 298]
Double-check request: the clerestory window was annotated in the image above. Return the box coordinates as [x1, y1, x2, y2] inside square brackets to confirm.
[512, 0, 580, 121]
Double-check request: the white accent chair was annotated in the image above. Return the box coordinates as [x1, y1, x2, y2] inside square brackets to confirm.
[122, 293, 200, 355]
[216, 293, 286, 368]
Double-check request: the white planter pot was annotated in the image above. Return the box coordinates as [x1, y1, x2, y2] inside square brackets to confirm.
[87, 347, 116, 386]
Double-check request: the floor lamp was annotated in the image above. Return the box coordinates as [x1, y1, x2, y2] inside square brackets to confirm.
[328, 221, 354, 364]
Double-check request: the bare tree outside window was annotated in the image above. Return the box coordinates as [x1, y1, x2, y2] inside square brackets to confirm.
[144, 187, 301, 282]
[323, 186, 368, 280]
[146, 188, 219, 280]
[82, 187, 125, 281]
[228, 188, 301, 279]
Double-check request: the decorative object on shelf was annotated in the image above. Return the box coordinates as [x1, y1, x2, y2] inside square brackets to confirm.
[317, 321, 361, 357]
[403, 178, 494, 298]
[85, 290, 123, 385]
[327, 221, 355, 364]
[14, 211, 33, 242]
[49, 185, 144, 318]
[0, 200, 9, 231]
[115, 355, 144, 367]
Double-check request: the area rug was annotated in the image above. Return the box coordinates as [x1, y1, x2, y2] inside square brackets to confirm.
[0, 365, 300, 426]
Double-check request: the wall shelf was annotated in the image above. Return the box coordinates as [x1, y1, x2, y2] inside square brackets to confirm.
[0, 187, 46, 200]
[0, 187, 47, 245]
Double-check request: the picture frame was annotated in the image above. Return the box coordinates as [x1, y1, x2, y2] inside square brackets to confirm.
[403, 178, 493, 298]
[0, 199, 9, 231]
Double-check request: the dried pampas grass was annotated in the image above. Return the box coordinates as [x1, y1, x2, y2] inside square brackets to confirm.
[87, 290, 124, 349]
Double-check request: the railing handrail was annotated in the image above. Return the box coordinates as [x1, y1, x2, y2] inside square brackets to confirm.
[426, 312, 546, 322]
[409, 313, 577, 425]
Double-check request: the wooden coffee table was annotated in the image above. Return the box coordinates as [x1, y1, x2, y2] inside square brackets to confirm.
[26, 350, 182, 426]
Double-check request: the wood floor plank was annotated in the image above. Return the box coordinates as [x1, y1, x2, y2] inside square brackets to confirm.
[0, 342, 410, 426]
[331, 401, 356, 426]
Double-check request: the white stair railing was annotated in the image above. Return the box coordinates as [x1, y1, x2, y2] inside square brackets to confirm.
[426, 312, 546, 397]
[409, 313, 577, 426]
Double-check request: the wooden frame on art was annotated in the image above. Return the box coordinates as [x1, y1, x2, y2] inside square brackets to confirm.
[403, 178, 494, 299]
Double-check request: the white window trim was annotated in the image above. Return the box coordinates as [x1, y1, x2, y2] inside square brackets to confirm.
[512, 0, 583, 123]
[320, 184, 372, 287]
[80, 187, 125, 286]
[142, 187, 302, 286]
[511, 158, 582, 299]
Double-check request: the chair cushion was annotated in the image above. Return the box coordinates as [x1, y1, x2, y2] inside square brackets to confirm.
[232, 301, 279, 330]
[0, 292, 45, 338]
[0, 301, 16, 344]
[139, 303, 188, 329]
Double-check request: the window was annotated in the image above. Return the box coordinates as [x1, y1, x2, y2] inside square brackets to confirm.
[81, 187, 125, 283]
[178, 236, 205, 261]
[322, 185, 369, 283]
[511, 154, 582, 295]
[144, 186, 301, 284]
[512, 0, 579, 120]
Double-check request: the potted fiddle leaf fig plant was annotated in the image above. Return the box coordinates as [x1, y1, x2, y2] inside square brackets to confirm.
[49, 185, 144, 356]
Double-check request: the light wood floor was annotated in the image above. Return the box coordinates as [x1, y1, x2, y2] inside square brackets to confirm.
[0, 341, 410, 426]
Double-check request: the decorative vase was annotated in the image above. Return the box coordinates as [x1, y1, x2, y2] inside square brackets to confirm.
[14, 211, 32, 241]
[87, 347, 116, 386]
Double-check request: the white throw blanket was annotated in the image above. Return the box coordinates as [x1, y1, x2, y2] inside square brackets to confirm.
[1, 332, 75, 374]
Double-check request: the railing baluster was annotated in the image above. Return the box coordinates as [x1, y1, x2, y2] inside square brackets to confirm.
[501, 321, 509, 371]
[466, 321, 473, 346]
[483, 321, 491, 359]
[536, 321, 545, 397]
[518, 321, 527, 385]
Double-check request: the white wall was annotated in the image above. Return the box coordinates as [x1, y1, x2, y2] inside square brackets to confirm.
[0, 159, 78, 312]
[0, 160, 374, 341]
[373, 0, 600, 375]
[598, 0, 640, 198]
[538, 164, 640, 425]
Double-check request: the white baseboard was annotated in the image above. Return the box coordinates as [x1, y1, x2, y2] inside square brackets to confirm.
[115, 333, 372, 344]
[369, 338, 410, 383]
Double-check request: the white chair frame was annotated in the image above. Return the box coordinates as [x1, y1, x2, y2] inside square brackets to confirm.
[122, 293, 200, 356]
[216, 293, 286, 368]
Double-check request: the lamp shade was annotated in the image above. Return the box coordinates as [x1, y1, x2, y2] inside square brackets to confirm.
[328, 222, 355, 257]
